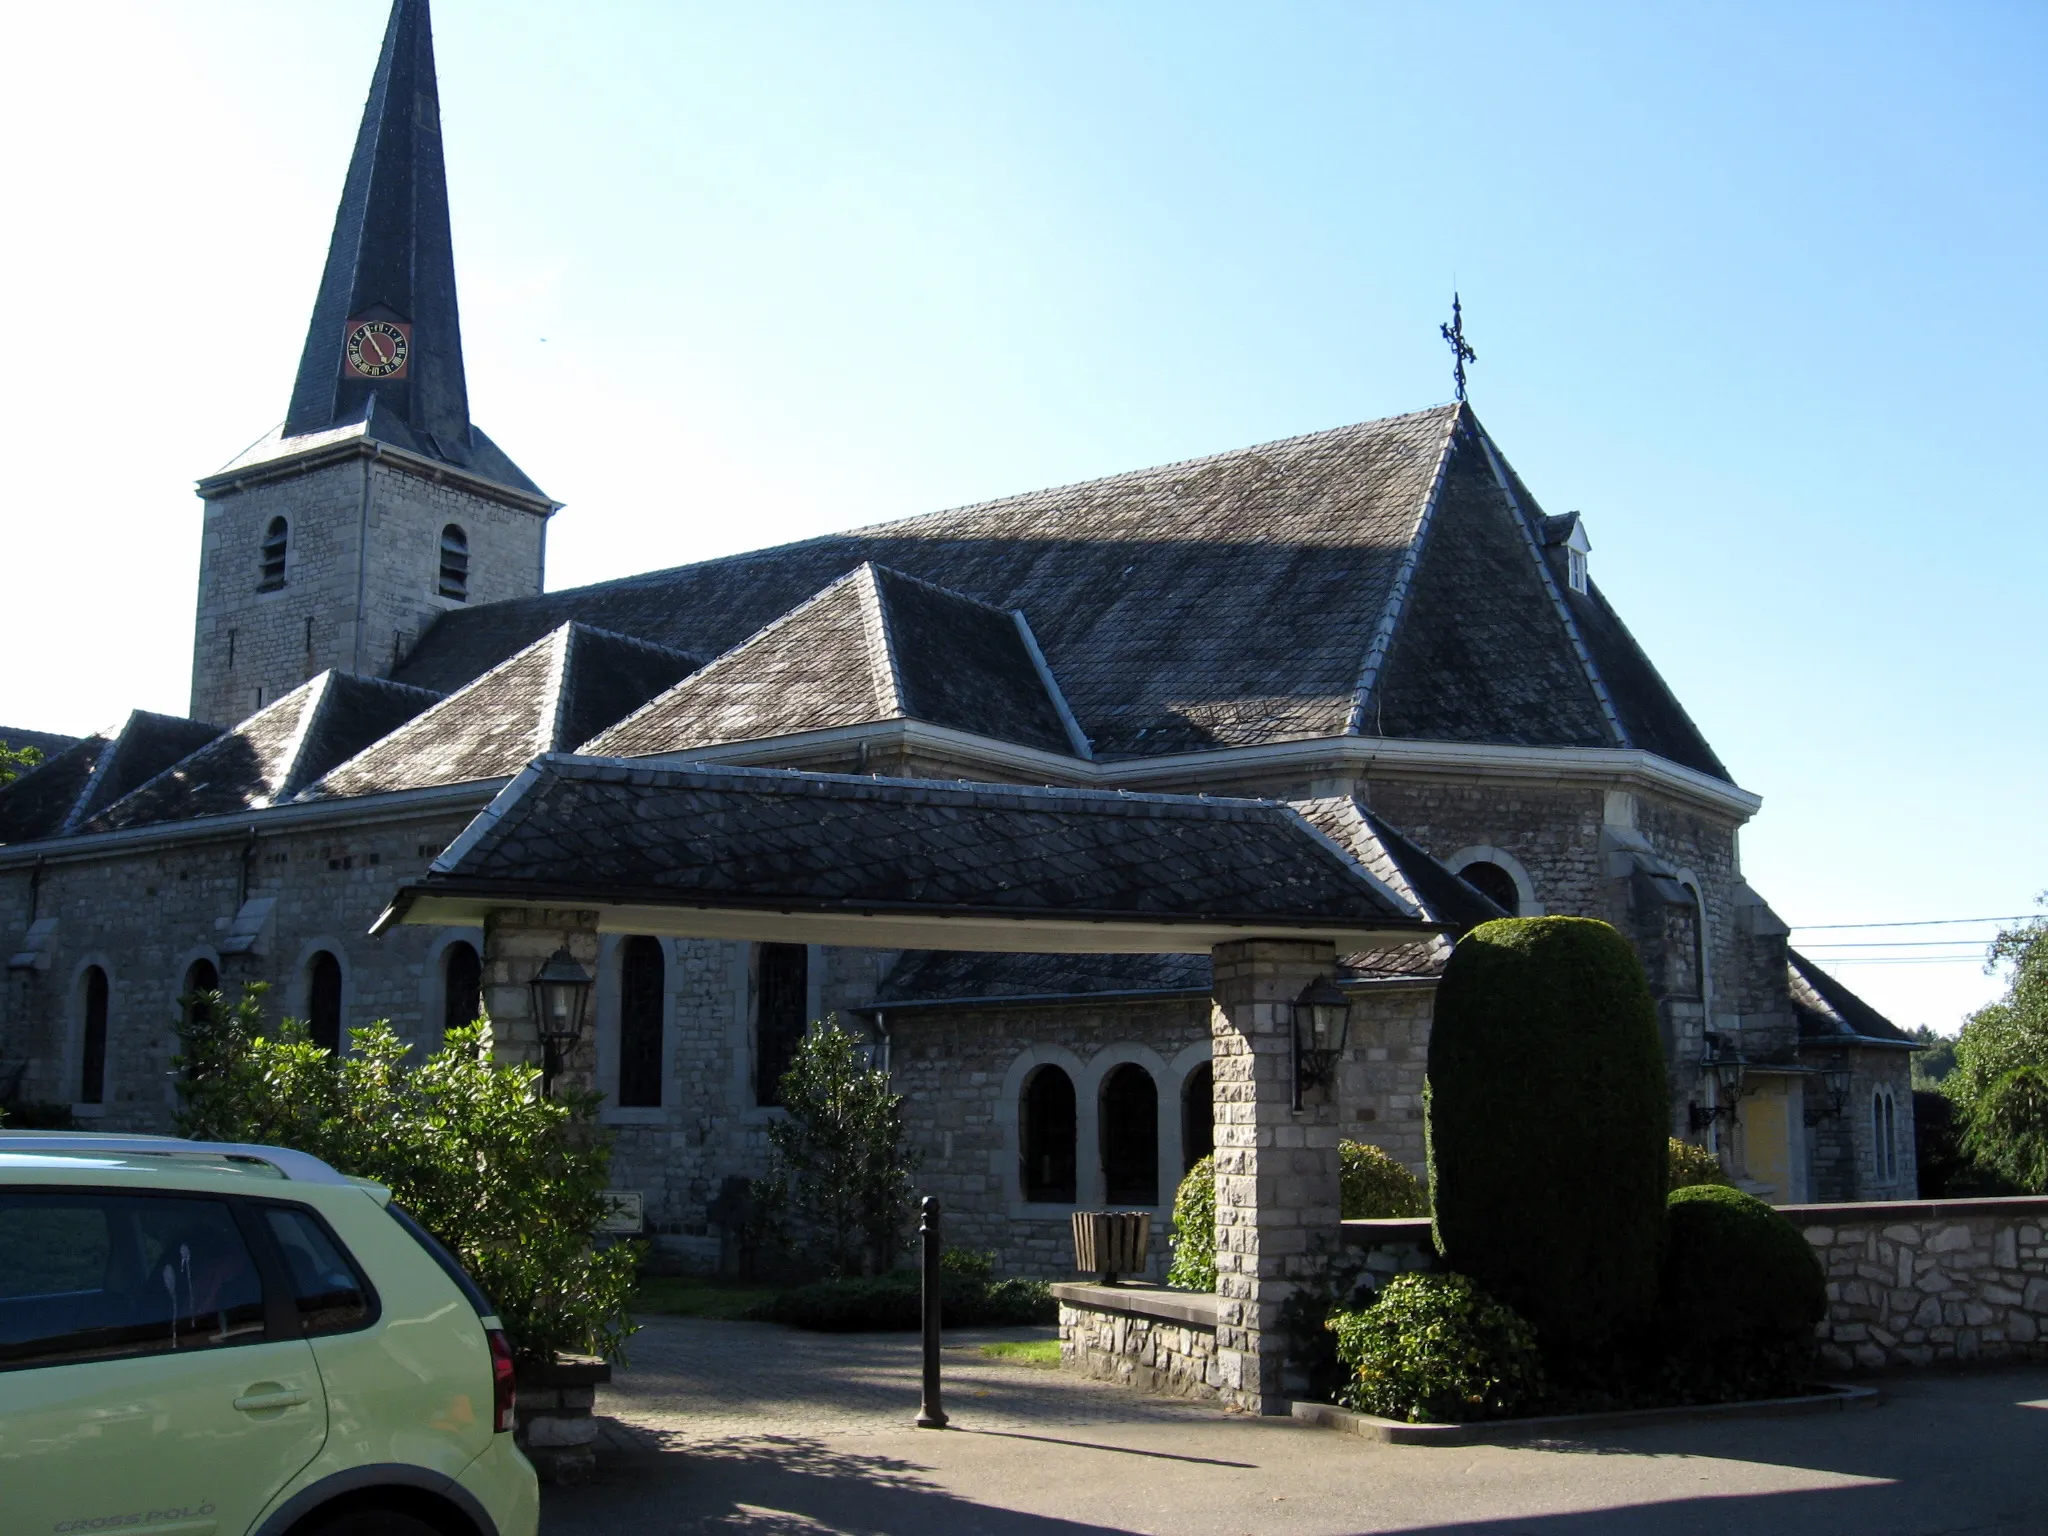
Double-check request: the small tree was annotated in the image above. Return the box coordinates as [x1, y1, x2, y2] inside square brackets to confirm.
[174, 984, 637, 1363]
[0, 740, 42, 787]
[754, 1018, 916, 1277]
[1962, 1065, 2048, 1193]
[1947, 900, 2048, 1111]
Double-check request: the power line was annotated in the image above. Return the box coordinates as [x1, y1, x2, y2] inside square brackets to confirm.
[1790, 916, 2034, 931]
[1798, 940, 1995, 949]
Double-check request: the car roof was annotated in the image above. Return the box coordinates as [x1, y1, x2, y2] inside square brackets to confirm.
[0, 1132, 358, 1189]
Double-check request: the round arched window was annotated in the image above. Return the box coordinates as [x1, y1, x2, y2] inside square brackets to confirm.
[1021, 1065, 1077, 1203]
[1101, 1063, 1159, 1206]
[1458, 859, 1520, 915]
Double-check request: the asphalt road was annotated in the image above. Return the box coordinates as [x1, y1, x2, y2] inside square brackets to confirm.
[541, 1316, 2048, 1535]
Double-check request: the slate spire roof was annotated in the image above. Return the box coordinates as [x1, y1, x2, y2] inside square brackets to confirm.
[305, 623, 700, 800]
[586, 562, 1088, 760]
[262, 0, 541, 498]
[82, 673, 441, 833]
[389, 405, 1730, 780]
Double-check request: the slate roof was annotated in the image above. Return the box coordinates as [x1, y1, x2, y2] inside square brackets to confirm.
[82, 673, 441, 832]
[1788, 949, 1916, 1047]
[306, 623, 699, 801]
[388, 406, 1729, 780]
[0, 727, 81, 761]
[0, 712, 222, 844]
[586, 563, 1083, 759]
[863, 793, 1503, 1009]
[389, 757, 1439, 933]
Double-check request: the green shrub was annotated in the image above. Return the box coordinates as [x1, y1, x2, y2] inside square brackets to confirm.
[1657, 1185, 1826, 1400]
[1426, 917, 1669, 1365]
[174, 985, 637, 1364]
[1166, 1154, 1217, 1291]
[752, 1020, 917, 1277]
[1962, 1065, 2048, 1193]
[746, 1265, 1055, 1331]
[1327, 1272, 1545, 1423]
[1668, 1138, 1732, 1190]
[1341, 1141, 1429, 1217]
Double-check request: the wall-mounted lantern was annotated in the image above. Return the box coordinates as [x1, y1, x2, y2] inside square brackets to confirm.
[1292, 975, 1352, 1110]
[1687, 1031, 1747, 1134]
[1803, 1052, 1854, 1126]
[530, 946, 594, 1096]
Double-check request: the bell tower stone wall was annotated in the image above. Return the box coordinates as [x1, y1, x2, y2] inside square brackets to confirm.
[190, 449, 547, 725]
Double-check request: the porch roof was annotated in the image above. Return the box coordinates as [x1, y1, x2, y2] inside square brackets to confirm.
[373, 756, 1443, 955]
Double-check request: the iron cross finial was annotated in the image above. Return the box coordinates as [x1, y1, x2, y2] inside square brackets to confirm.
[1440, 292, 1476, 403]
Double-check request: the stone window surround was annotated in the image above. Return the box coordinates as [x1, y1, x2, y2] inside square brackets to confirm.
[1443, 845, 1545, 916]
[997, 1040, 1206, 1216]
[288, 935, 353, 1049]
[65, 953, 117, 1119]
[420, 926, 486, 1045]
[592, 932, 680, 1123]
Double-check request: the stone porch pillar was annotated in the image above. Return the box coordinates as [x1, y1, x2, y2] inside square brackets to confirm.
[1209, 938, 1342, 1415]
[482, 908, 600, 1092]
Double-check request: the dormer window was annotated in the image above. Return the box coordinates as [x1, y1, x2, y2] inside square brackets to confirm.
[259, 517, 288, 590]
[1566, 546, 1588, 594]
[437, 524, 469, 600]
[1544, 511, 1593, 596]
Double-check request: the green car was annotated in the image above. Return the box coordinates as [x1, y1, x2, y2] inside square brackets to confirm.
[0, 1133, 539, 1536]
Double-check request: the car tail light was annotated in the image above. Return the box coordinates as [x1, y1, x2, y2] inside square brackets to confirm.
[488, 1328, 516, 1433]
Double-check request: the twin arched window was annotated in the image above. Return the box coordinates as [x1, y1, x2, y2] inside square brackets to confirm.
[1019, 1059, 1184, 1207]
[1873, 1087, 1901, 1185]
[259, 517, 288, 590]
[438, 524, 469, 600]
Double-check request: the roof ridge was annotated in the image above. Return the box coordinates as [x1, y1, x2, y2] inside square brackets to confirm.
[858, 564, 910, 718]
[1344, 404, 1465, 733]
[541, 624, 576, 752]
[270, 671, 336, 803]
[1010, 609, 1092, 760]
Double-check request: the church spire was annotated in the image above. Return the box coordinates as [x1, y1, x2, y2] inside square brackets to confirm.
[283, 0, 471, 465]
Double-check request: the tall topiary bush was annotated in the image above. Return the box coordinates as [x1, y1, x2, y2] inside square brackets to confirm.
[1426, 917, 1669, 1364]
[1166, 1154, 1217, 1291]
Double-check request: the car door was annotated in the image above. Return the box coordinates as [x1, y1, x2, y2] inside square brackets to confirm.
[0, 1187, 328, 1536]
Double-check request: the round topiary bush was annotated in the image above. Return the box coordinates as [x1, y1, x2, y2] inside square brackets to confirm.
[1426, 917, 1669, 1362]
[1667, 1137, 1732, 1191]
[1341, 1141, 1429, 1218]
[1166, 1154, 1216, 1291]
[1327, 1271, 1546, 1423]
[1657, 1184, 1826, 1400]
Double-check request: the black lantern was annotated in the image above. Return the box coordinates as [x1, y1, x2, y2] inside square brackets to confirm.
[1687, 1032, 1746, 1134]
[1804, 1053, 1853, 1126]
[529, 946, 594, 1096]
[1292, 975, 1352, 1110]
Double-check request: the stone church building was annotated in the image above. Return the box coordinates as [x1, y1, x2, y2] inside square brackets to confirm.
[0, 0, 1916, 1276]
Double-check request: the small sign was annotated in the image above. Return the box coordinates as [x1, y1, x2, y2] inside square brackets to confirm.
[597, 1190, 644, 1234]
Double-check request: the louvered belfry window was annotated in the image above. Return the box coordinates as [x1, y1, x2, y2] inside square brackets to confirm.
[259, 517, 289, 590]
[438, 524, 469, 600]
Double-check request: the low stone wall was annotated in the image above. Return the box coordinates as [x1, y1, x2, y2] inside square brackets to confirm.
[1783, 1196, 2048, 1371]
[1054, 1283, 1223, 1403]
[1339, 1216, 1437, 1281]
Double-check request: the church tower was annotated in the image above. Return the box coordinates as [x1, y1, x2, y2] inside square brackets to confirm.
[189, 0, 554, 726]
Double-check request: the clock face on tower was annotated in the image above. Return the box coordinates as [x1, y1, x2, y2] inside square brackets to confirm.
[343, 318, 411, 379]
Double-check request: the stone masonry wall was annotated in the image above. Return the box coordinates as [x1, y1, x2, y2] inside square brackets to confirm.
[1060, 1299, 1223, 1403]
[1790, 1198, 2048, 1370]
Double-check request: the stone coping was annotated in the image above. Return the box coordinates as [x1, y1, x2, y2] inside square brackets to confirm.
[1776, 1195, 2048, 1224]
[1051, 1282, 1218, 1329]
[1292, 1382, 1879, 1445]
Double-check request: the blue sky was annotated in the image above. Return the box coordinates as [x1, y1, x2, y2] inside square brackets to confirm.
[0, 1, 2040, 1030]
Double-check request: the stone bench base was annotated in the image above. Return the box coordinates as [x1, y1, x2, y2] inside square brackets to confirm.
[1054, 1283, 1223, 1404]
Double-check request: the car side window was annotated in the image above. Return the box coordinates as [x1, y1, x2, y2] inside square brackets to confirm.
[0, 1191, 267, 1371]
[262, 1206, 372, 1335]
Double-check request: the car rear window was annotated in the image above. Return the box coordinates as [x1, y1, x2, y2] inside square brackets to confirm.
[262, 1206, 374, 1335]
[0, 1191, 267, 1370]
[386, 1203, 496, 1318]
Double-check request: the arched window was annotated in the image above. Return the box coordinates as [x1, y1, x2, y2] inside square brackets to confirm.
[755, 943, 808, 1107]
[438, 524, 469, 600]
[1182, 1061, 1214, 1172]
[442, 941, 481, 1035]
[618, 936, 664, 1108]
[1101, 1063, 1159, 1206]
[259, 517, 289, 590]
[1873, 1088, 1899, 1184]
[1458, 860, 1520, 915]
[1021, 1065, 1077, 1203]
[79, 967, 109, 1105]
[307, 951, 343, 1053]
[183, 958, 220, 1028]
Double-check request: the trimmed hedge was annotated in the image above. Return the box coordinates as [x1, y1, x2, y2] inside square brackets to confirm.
[1427, 917, 1669, 1362]
[1657, 1185, 1825, 1400]
[1667, 1137, 1733, 1190]
[1166, 1154, 1218, 1291]
[1341, 1142, 1429, 1218]
[1327, 1272, 1545, 1424]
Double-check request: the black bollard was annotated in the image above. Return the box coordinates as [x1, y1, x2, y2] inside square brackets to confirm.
[915, 1195, 948, 1428]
